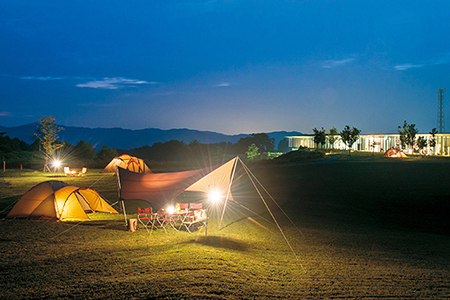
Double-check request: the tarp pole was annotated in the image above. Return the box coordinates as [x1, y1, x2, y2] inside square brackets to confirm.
[219, 156, 238, 230]
[121, 200, 128, 226]
[116, 167, 128, 226]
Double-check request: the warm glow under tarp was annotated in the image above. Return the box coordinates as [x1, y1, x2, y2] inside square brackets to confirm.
[118, 157, 237, 210]
[101, 154, 151, 173]
[6, 181, 118, 220]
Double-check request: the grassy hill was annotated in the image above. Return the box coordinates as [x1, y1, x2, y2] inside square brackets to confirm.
[1, 155, 449, 299]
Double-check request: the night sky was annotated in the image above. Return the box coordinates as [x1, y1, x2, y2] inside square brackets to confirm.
[1, 1, 450, 135]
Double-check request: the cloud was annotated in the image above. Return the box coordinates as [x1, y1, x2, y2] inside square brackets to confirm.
[394, 53, 450, 71]
[393, 63, 424, 71]
[20, 76, 65, 80]
[213, 82, 230, 87]
[0, 111, 12, 116]
[77, 102, 121, 107]
[16, 75, 156, 89]
[76, 77, 156, 89]
[322, 57, 356, 69]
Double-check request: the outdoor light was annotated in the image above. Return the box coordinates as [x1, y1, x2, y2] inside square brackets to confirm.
[52, 160, 61, 168]
[167, 206, 175, 214]
[208, 189, 222, 204]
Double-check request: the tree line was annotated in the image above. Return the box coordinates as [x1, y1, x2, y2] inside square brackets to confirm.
[312, 125, 361, 155]
[1, 117, 287, 170]
[311, 121, 439, 155]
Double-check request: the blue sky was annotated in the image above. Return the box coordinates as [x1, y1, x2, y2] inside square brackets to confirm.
[1, 0, 450, 135]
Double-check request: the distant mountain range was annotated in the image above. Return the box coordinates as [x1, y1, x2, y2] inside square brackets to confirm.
[0, 123, 303, 150]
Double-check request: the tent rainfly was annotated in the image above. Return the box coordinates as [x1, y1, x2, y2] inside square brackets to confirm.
[101, 154, 151, 174]
[384, 147, 407, 158]
[6, 181, 118, 220]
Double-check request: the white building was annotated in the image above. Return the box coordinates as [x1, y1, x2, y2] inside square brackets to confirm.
[286, 133, 450, 156]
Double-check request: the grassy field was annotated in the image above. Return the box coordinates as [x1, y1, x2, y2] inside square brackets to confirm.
[1, 153, 450, 299]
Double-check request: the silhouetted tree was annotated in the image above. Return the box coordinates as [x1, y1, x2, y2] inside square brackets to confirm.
[236, 133, 275, 154]
[277, 138, 290, 153]
[35, 116, 64, 170]
[73, 141, 97, 165]
[97, 145, 118, 163]
[429, 128, 438, 154]
[246, 143, 260, 161]
[312, 127, 326, 149]
[398, 120, 418, 152]
[417, 136, 427, 156]
[327, 127, 339, 151]
[340, 125, 361, 155]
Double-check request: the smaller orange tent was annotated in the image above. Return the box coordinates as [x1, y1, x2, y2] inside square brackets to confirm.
[6, 181, 118, 220]
[100, 154, 151, 173]
[384, 147, 407, 158]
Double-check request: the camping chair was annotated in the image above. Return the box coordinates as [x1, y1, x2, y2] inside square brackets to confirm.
[78, 167, 87, 176]
[64, 167, 76, 176]
[64, 167, 70, 176]
[137, 207, 157, 232]
[189, 203, 203, 210]
[176, 202, 189, 212]
[156, 210, 179, 232]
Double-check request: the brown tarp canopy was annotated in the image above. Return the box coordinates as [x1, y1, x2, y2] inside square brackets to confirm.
[118, 157, 237, 210]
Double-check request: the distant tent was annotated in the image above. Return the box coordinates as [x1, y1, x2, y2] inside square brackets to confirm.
[384, 147, 407, 158]
[6, 181, 118, 220]
[101, 154, 151, 173]
[118, 157, 237, 211]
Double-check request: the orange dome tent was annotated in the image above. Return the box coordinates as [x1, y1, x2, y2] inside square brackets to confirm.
[6, 181, 118, 220]
[384, 147, 407, 158]
[100, 154, 151, 173]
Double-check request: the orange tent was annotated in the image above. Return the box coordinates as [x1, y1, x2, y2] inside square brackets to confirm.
[101, 154, 151, 173]
[384, 147, 407, 158]
[6, 181, 118, 220]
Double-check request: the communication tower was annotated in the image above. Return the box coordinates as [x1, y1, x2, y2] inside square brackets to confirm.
[437, 88, 445, 133]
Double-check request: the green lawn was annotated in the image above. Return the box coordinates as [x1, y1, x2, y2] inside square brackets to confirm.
[1, 155, 449, 299]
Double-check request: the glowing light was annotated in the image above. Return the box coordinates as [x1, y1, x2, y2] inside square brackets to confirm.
[52, 160, 61, 168]
[208, 189, 222, 204]
[167, 206, 175, 214]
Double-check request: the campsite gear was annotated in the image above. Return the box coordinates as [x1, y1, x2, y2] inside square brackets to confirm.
[181, 204, 208, 233]
[64, 167, 87, 176]
[137, 207, 158, 232]
[156, 209, 179, 232]
[6, 181, 118, 220]
[64, 167, 76, 176]
[118, 157, 237, 211]
[79, 167, 87, 176]
[176, 202, 189, 213]
[128, 218, 138, 232]
[101, 154, 151, 173]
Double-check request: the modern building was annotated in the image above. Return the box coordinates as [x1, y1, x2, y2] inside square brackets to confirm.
[287, 133, 450, 156]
